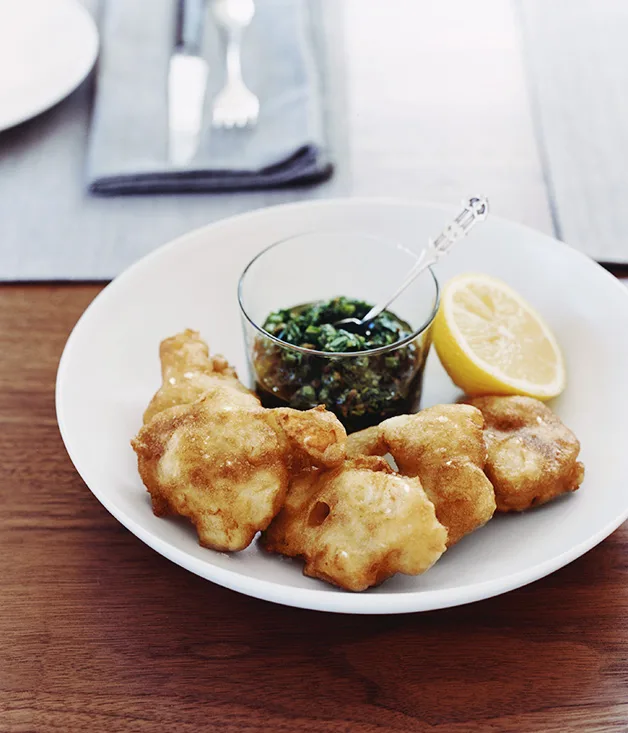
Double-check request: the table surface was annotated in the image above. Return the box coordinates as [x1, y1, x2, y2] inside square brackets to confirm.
[1, 280, 628, 733]
[3, 0, 628, 730]
[1, 0, 559, 281]
[6, 0, 628, 278]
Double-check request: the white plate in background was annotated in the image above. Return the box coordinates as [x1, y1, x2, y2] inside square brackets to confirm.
[56, 199, 628, 614]
[0, 0, 98, 132]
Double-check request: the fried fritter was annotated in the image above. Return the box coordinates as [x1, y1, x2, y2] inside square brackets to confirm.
[133, 391, 346, 551]
[466, 395, 585, 512]
[271, 406, 348, 471]
[143, 329, 252, 424]
[134, 384, 288, 549]
[345, 424, 387, 459]
[261, 456, 448, 591]
[347, 404, 496, 546]
[133, 330, 346, 552]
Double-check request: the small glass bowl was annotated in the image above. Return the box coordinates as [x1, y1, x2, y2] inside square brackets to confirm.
[238, 231, 440, 433]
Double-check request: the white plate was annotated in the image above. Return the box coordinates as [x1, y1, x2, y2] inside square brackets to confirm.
[56, 199, 628, 614]
[0, 0, 98, 132]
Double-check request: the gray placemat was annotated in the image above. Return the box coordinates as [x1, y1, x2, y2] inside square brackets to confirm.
[0, 0, 348, 281]
[517, 0, 628, 265]
[88, 0, 332, 193]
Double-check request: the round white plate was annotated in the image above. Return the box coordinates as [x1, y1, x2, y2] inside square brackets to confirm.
[56, 199, 628, 614]
[0, 0, 98, 132]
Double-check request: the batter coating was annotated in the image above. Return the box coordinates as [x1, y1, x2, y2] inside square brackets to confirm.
[133, 331, 346, 551]
[261, 456, 448, 591]
[347, 404, 496, 545]
[466, 395, 584, 512]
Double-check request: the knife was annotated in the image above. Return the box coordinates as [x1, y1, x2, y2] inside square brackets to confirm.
[168, 0, 209, 166]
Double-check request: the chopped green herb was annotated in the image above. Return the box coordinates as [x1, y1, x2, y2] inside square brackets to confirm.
[262, 296, 411, 353]
[253, 296, 433, 432]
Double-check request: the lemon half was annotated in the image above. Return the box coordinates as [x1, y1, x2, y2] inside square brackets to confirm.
[432, 273, 566, 400]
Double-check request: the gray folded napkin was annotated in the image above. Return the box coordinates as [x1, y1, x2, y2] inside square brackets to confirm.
[87, 0, 332, 194]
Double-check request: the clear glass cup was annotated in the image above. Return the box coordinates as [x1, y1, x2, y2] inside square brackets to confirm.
[238, 231, 440, 433]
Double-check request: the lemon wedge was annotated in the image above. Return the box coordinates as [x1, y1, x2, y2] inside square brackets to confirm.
[432, 273, 565, 399]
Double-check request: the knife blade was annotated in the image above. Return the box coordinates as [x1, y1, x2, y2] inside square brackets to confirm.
[168, 0, 209, 167]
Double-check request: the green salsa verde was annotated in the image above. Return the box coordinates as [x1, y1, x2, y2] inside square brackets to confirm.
[253, 296, 432, 432]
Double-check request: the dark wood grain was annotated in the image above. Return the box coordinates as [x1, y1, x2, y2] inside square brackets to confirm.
[1, 283, 628, 733]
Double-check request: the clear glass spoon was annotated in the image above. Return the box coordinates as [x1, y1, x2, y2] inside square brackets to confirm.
[334, 196, 489, 332]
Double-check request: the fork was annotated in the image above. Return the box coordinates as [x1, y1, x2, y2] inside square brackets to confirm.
[212, 0, 259, 128]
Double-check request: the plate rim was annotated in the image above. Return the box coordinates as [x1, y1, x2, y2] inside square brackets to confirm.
[0, 0, 99, 133]
[56, 197, 628, 614]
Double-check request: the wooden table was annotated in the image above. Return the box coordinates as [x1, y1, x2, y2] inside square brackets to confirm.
[2, 280, 628, 733]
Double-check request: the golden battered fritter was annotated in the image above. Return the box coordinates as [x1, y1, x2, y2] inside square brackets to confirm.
[261, 456, 448, 591]
[134, 385, 288, 550]
[345, 424, 386, 459]
[132, 331, 346, 552]
[466, 395, 585, 512]
[347, 404, 496, 546]
[143, 329, 252, 424]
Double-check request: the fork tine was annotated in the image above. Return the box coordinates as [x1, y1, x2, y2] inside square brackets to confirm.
[211, 84, 260, 128]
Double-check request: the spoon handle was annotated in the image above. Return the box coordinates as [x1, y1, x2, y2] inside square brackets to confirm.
[431, 196, 488, 258]
[361, 196, 489, 323]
